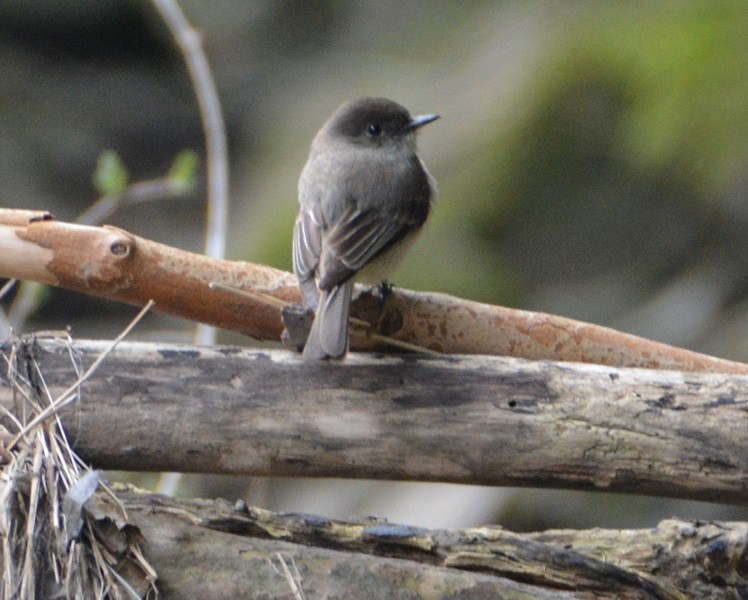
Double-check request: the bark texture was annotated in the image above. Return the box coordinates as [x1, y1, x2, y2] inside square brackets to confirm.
[119, 489, 747, 599]
[3, 338, 747, 503]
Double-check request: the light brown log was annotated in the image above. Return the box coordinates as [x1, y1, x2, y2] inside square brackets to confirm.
[4, 339, 748, 504]
[1, 216, 297, 340]
[0, 208, 746, 374]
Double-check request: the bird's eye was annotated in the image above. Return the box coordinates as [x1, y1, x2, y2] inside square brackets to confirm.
[367, 124, 382, 136]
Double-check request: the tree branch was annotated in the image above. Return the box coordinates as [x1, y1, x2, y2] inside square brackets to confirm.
[3, 338, 748, 504]
[1, 208, 746, 374]
[120, 488, 745, 599]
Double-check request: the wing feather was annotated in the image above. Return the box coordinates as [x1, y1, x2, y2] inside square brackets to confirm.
[318, 193, 429, 290]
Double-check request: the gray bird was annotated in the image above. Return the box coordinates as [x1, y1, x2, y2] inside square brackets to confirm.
[293, 97, 439, 360]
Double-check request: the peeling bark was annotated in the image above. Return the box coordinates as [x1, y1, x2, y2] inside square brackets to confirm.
[0, 208, 746, 374]
[119, 489, 747, 599]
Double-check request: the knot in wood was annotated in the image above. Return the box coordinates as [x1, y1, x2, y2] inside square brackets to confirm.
[109, 239, 131, 258]
[379, 307, 404, 336]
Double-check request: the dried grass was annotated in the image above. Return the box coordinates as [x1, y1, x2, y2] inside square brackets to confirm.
[0, 303, 158, 599]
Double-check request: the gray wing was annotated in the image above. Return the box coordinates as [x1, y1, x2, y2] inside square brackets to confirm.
[293, 202, 324, 309]
[318, 192, 430, 291]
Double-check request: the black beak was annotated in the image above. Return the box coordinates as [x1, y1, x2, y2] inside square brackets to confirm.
[405, 113, 440, 132]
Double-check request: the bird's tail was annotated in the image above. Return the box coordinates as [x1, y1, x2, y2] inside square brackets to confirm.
[302, 281, 354, 360]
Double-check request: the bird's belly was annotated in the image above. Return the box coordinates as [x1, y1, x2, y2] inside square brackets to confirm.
[355, 231, 421, 285]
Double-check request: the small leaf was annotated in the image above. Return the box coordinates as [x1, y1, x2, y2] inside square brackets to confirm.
[168, 150, 199, 191]
[63, 469, 100, 542]
[92, 150, 129, 196]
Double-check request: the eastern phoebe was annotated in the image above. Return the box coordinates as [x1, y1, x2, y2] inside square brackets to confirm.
[293, 97, 438, 360]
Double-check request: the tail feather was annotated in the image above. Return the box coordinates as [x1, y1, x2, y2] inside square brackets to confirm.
[303, 281, 354, 360]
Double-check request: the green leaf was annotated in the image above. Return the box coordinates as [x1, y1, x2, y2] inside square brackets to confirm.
[168, 150, 199, 191]
[92, 150, 129, 197]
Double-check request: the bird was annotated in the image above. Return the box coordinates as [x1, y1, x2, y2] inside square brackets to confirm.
[293, 97, 438, 360]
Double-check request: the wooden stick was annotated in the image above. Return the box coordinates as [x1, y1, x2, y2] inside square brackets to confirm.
[0, 209, 745, 374]
[3, 339, 748, 504]
[124, 489, 735, 599]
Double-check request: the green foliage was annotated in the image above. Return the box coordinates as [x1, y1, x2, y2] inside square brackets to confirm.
[91, 150, 129, 197]
[568, 2, 748, 195]
[456, 2, 748, 309]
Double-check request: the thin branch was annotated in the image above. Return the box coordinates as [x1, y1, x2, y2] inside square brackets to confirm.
[76, 177, 192, 227]
[152, 0, 230, 348]
[273, 554, 307, 600]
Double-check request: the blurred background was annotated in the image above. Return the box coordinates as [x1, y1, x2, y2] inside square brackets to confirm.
[1, 0, 747, 530]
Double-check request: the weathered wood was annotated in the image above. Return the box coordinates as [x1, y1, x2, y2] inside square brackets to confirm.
[1, 208, 747, 373]
[119, 488, 745, 599]
[3, 338, 748, 503]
